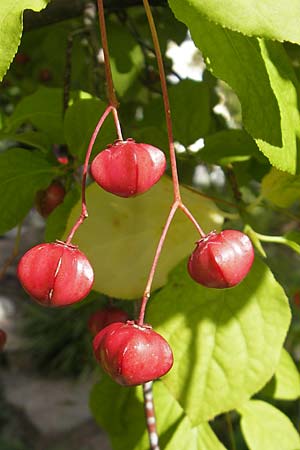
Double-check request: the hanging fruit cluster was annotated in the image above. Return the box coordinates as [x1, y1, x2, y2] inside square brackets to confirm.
[16, 0, 254, 389]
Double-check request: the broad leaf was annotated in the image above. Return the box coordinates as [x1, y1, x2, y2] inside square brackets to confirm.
[4, 87, 64, 143]
[261, 348, 300, 400]
[64, 98, 116, 164]
[262, 168, 300, 207]
[0, 0, 49, 81]
[198, 130, 265, 165]
[147, 258, 291, 424]
[90, 377, 226, 450]
[2, 131, 51, 152]
[169, 0, 300, 44]
[0, 148, 57, 234]
[143, 80, 211, 146]
[168, 5, 300, 173]
[239, 400, 300, 450]
[63, 176, 224, 299]
[108, 21, 144, 97]
[169, 80, 211, 146]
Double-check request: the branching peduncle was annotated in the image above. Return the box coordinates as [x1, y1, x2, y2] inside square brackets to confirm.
[65, 105, 114, 244]
[137, 0, 207, 327]
[137, 201, 179, 325]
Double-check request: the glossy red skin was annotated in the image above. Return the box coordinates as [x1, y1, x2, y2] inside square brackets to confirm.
[90, 139, 166, 197]
[88, 307, 129, 336]
[93, 321, 173, 386]
[36, 181, 66, 217]
[0, 329, 7, 351]
[188, 230, 254, 288]
[17, 241, 94, 307]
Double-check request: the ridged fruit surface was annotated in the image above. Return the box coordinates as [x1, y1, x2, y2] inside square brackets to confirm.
[188, 230, 254, 288]
[90, 139, 166, 197]
[36, 181, 66, 217]
[93, 321, 173, 386]
[88, 307, 129, 336]
[17, 241, 94, 306]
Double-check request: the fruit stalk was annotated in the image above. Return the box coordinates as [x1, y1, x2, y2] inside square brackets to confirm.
[142, 0, 180, 202]
[143, 382, 160, 450]
[65, 105, 113, 244]
[96, 0, 123, 140]
[137, 201, 178, 326]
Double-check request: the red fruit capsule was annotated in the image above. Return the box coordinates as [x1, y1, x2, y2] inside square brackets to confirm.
[0, 329, 7, 351]
[17, 241, 94, 307]
[88, 307, 129, 336]
[188, 230, 254, 288]
[90, 139, 166, 197]
[93, 321, 173, 386]
[36, 181, 66, 218]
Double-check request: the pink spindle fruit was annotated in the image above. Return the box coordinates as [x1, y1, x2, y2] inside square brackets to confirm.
[88, 307, 129, 336]
[17, 241, 94, 306]
[93, 321, 173, 386]
[36, 181, 66, 218]
[90, 139, 166, 197]
[188, 230, 254, 288]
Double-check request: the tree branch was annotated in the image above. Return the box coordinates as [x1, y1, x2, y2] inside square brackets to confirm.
[24, 0, 167, 32]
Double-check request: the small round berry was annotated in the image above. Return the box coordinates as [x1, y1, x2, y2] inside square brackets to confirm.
[0, 330, 7, 351]
[88, 307, 129, 336]
[93, 321, 173, 386]
[35, 181, 66, 218]
[188, 230, 254, 288]
[90, 139, 166, 197]
[17, 241, 94, 307]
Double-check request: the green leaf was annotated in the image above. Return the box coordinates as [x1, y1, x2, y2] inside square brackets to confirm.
[5, 87, 64, 143]
[0, 0, 49, 81]
[198, 130, 265, 165]
[0, 148, 57, 234]
[133, 127, 169, 155]
[64, 98, 116, 164]
[239, 400, 300, 450]
[90, 377, 226, 450]
[45, 187, 81, 243]
[256, 41, 300, 174]
[147, 258, 291, 424]
[143, 80, 211, 146]
[262, 168, 300, 207]
[261, 348, 300, 400]
[0, 131, 51, 152]
[169, 0, 300, 44]
[168, 5, 300, 173]
[63, 176, 224, 299]
[169, 80, 211, 146]
[108, 21, 144, 97]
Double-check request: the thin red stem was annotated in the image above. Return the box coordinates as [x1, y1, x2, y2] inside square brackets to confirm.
[143, 382, 160, 450]
[96, 0, 118, 108]
[142, 0, 181, 202]
[179, 202, 206, 238]
[112, 107, 123, 141]
[138, 201, 179, 326]
[65, 105, 113, 244]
